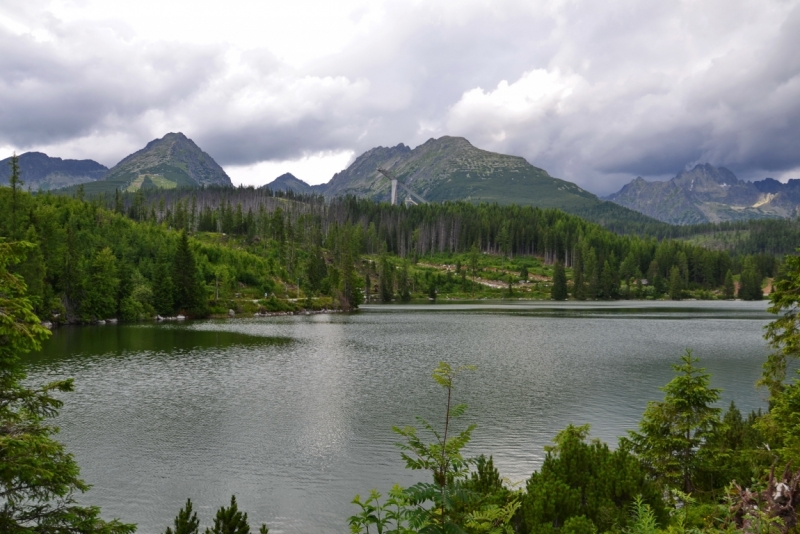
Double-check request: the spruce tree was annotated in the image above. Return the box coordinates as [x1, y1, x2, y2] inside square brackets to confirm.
[379, 255, 394, 302]
[204, 495, 268, 534]
[0, 241, 134, 533]
[172, 232, 207, 316]
[723, 269, 735, 299]
[668, 265, 683, 300]
[84, 247, 119, 320]
[599, 260, 616, 299]
[8, 153, 22, 238]
[152, 260, 175, 315]
[165, 499, 200, 534]
[585, 248, 599, 299]
[551, 261, 567, 300]
[521, 424, 665, 533]
[738, 259, 762, 301]
[398, 261, 411, 303]
[623, 350, 721, 493]
[572, 248, 587, 300]
[469, 244, 479, 297]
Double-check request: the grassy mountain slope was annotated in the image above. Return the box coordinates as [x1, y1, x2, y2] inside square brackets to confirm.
[321, 136, 660, 227]
[0, 152, 107, 190]
[61, 132, 232, 195]
[324, 136, 598, 210]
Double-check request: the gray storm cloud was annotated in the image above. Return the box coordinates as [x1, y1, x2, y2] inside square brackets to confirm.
[0, 0, 798, 194]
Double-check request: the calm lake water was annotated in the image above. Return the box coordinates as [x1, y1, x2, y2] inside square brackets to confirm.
[25, 301, 773, 533]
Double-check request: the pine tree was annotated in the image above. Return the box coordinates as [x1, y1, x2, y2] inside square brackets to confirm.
[668, 265, 683, 300]
[165, 499, 200, 534]
[551, 262, 567, 300]
[204, 495, 254, 534]
[152, 260, 175, 315]
[599, 260, 616, 299]
[379, 255, 394, 302]
[738, 259, 762, 301]
[0, 240, 134, 533]
[8, 153, 22, 238]
[84, 247, 119, 320]
[623, 350, 721, 493]
[469, 244, 479, 297]
[521, 424, 665, 533]
[114, 189, 124, 214]
[172, 232, 207, 316]
[572, 248, 587, 300]
[723, 269, 735, 299]
[585, 248, 599, 299]
[398, 261, 411, 303]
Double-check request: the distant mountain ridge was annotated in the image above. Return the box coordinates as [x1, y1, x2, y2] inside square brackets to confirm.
[260, 136, 662, 229]
[64, 132, 232, 195]
[319, 136, 600, 211]
[606, 164, 800, 224]
[0, 152, 107, 190]
[263, 173, 324, 195]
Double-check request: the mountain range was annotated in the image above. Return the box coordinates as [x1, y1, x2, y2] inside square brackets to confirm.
[8, 131, 798, 228]
[606, 164, 800, 224]
[0, 152, 108, 191]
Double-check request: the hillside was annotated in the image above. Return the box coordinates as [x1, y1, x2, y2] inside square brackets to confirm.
[0, 152, 107, 190]
[316, 136, 662, 230]
[323, 136, 601, 210]
[64, 132, 232, 195]
[606, 164, 800, 224]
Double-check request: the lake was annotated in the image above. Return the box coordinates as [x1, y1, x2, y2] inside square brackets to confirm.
[25, 300, 774, 533]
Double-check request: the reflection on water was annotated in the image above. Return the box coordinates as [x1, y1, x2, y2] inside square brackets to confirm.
[26, 300, 772, 533]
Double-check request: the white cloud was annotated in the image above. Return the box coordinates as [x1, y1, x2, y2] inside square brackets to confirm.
[227, 150, 355, 187]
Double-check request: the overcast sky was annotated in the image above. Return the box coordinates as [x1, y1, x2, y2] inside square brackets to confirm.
[1, 0, 798, 194]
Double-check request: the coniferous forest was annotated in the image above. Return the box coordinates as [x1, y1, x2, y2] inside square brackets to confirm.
[5, 164, 800, 532]
[0, 173, 788, 324]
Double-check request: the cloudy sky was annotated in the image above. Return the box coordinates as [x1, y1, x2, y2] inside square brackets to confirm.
[1, 0, 798, 194]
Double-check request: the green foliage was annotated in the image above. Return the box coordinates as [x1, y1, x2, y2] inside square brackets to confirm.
[0, 239, 134, 533]
[623, 350, 722, 494]
[521, 424, 665, 533]
[166, 498, 200, 534]
[701, 402, 767, 493]
[761, 253, 800, 398]
[624, 496, 659, 534]
[152, 259, 176, 315]
[349, 486, 414, 534]
[205, 495, 251, 534]
[380, 255, 394, 302]
[351, 362, 519, 534]
[398, 261, 411, 303]
[669, 265, 683, 300]
[723, 270, 735, 300]
[551, 262, 567, 300]
[737, 257, 763, 301]
[121, 268, 155, 320]
[84, 247, 120, 320]
[163, 495, 269, 534]
[172, 231, 207, 316]
[757, 373, 800, 465]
